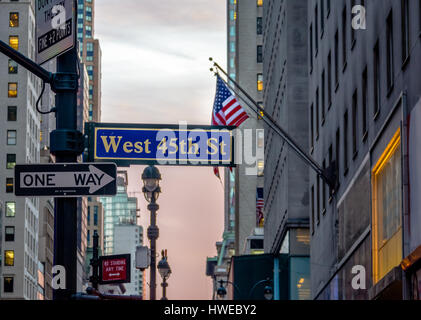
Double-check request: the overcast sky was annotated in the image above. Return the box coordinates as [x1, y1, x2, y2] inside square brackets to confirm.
[95, 0, 227, 299]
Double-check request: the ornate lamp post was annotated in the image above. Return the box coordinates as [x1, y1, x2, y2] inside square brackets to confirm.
[142, 165, 162, 300]
[158, 250, 171, 300]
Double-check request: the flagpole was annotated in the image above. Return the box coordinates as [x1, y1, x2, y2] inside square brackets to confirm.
[209, 58, 336, 190]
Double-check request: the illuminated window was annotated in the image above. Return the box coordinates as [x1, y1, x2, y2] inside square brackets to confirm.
[8, 59, 18, 74]
[8, 83, 18, 98]
[5, 202, 16, 218]
[7, 130, 17, 145]
[257, 74, 263, 91]
[257, 0, 263, 6]
[257, 160, 264, 176]
[6, 178, 14, 193]
[9, 12, 19, 27]
[372, 128, 402, 283]
[257, 130, 264, 148]
[6, 154, 16, 169]
[5, 250, 15, 266]
[9, 36, 18, 50]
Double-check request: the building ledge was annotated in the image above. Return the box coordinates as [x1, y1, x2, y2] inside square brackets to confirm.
[368, 266, 402, 300]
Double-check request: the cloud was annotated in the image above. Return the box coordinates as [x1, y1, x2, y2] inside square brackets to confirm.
[95, 1, 227, 299]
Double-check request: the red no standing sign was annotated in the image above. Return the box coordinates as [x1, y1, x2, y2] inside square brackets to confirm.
[99, 254, 131, 284]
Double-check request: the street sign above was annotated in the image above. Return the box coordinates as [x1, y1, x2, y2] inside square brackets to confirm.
[84, 122, 236, 167]
[14, 163, 117, 197]
[99, 254, 131, 285]
[36, 0, 76, 65]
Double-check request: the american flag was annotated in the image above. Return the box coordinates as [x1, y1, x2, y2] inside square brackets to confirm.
[256, 188, 264, 227]
[212, 75, 249, 127]
[212, 75, 249, 179]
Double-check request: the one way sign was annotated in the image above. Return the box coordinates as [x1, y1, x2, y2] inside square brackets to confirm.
[14, 163, 117, 197]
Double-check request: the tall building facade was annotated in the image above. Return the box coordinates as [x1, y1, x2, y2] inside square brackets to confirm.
[262, 0, 311, 300]
[225, 0, 265, 257]
[77, 0, 102, 291]
[0, 0, 41, 299]
[100, 171, 138, 256]
[77, 0, 102, 122]
[308, 0, 421, 300]
[113, 224, 144, 296]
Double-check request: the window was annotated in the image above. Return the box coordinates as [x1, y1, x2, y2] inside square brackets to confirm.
[320, 0, 325, 34]
[311, 185, 315, 234]
[322, 159, 326, 214]
[7, 106, 17, 121]
[401, 0, 410, 64]
[8, 83, 17, 98]
[87, 206, 90, 226]
[321, 70, 325, 123]
[342, 6, 347, 69]
[257, 45, 263, 63]
[257, 160, 264, 177]
[310, 104, 314, 151]
[372, 128, 402, 283]
[362, 67, 368, 139]
[327, 51, 332, 107]
[315, 5, 318, 54]
[316, 176, 320, 224]
[5, 250, 15, 266]
[257, 17, 263, 35]
[352, 90, 358, 157]
[334, 30, 339, 87]
[87, 230, 90, 244]
[9, 12, 19, 27]
[7, 130, 17, 145]
[3, 277, 13, 293]
[94, 206, 98, 226]
[309, 24, 313, 71]
[7, 154, 16, 169]
[257, 74, 263, 91]
[8, 59, 18, 74]
[351, 0, 356, 46]
[386, 11, 394, 92]
[9, 36, 18, 50]
[336, 128, 340, 183]
[5, 227, 15, 242]
[343, 110, 349, 174]
[374, 40, 381, 117]
[5, 202, 16, 218]
[6, 178, 13, 193]
[315, 88, 319, 139]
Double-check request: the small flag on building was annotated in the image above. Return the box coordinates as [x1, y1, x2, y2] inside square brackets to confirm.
[256, 188, 264, 227]
[212, 75, 249, 179]
[212, 75, 249, 127]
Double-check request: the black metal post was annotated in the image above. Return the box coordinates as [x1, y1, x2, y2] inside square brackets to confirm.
[52, 47, 80, 300]
[147, 196, 159, 300]
[90, 231, 99, 290]
[161, 279, 168, 300]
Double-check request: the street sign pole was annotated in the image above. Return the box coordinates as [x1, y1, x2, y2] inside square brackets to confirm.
[52, 46, 80, 300]
[51, 1, 81, 299]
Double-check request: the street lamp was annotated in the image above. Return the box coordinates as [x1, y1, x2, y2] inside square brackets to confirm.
[248, 278, 273, 300]
[158, 250, 171, 300]
[142, 165, 162, 300]
[216, 279, 241, 300]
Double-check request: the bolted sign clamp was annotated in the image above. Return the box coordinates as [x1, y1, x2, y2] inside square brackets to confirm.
[50, 129, 85, 156]
[51, 72, 79, 93]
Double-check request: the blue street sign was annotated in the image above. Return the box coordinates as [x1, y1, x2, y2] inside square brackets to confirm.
[85, 123, 235, 167]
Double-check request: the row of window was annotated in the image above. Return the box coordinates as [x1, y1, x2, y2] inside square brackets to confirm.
[310, 1, 416, 207]
[87, 205, 99, 226]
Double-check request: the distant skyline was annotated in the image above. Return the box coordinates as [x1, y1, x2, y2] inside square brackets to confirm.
[95, 0, 227, 299]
